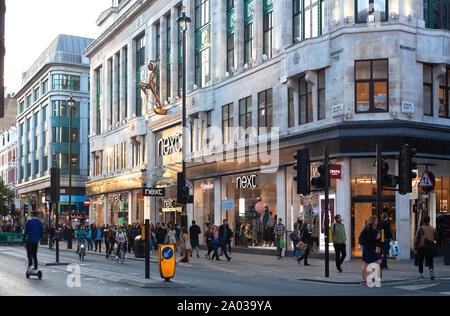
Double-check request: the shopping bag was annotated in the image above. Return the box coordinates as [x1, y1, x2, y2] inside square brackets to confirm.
[389, 241, 400, 257]
[280, 236, 285, 249]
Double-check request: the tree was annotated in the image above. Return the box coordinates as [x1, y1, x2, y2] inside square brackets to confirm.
[0, 178, 14, 211]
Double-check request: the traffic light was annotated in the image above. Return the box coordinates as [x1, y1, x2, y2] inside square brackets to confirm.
[31, 200, 36, 212]
[293, 149, 311, 196]
[50, 167, 60, 203]
[380, 161, 398, 187]
[24, 204, 29, 217]
[311, 164, 326, 190]
[398, 144, 417, 195]
[177, 172, 193, 204]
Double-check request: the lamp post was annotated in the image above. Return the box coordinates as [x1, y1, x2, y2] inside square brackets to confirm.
[67, 93, 76, 224]
[177, 6, 191, 226]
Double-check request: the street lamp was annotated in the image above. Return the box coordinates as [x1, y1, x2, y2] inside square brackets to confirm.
[177, 6, 191, 228]
[67, 93, 76, 224]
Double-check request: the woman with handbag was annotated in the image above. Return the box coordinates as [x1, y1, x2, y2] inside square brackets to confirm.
[359, 216, 382, 286]
[415, 216, 437, 280]
[297, 223, 311, 266]
[176, 227, 192, 267]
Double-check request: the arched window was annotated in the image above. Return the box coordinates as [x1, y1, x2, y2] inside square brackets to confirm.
[355, 0, 388, 23]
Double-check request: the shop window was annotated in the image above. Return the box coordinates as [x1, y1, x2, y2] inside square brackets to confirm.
[355, 0, 388, 23]
[423, 64, 433, 116]
[194, 179, 215, 245]
[299, 76, 313, 124]
[355, 59, 389, 113]
[439, 68, 449, 118]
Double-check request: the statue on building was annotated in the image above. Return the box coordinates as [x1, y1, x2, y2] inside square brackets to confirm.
[139, 58, 167, 115]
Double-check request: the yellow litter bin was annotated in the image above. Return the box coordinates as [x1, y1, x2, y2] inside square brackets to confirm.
[159, 244, 176, 282]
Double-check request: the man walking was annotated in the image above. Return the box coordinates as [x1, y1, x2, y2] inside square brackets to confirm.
[274, 218, 286, 260]
[332, 215, 347, 273]
[189, 221, 202, 258]
[25, 211, 44, 273]
[219, 220, 232, 262]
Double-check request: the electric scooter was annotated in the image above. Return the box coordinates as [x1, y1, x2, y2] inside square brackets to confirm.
[26, 266, 42, 280]
[79, 243, 86, 261]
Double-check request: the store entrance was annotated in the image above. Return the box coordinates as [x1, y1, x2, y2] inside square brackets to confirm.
[351, 200, 396, 257]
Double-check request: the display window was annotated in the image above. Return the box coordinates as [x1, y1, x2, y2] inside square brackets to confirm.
[193, 178, 215, 245]
[134, 190, 145, 224]
[221, 172, 277, 248]
[91, 195, 104, 225]
[108, 192, 129, 225]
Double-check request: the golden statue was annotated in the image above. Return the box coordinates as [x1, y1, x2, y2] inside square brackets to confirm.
[139, 59, 167, 115]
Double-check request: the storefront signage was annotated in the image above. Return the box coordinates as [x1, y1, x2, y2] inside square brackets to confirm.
[142, 188, 166, 197]
[332, 104, 344, 117]
[400, 45, 416, 52]
[401, 101, 414, 114]
[158, 133, 182, 157]
[222, 199, 235, 211]
[162, 200, 182, 213]
[330, 165, 341, 179]
[236, 174, 258, 189]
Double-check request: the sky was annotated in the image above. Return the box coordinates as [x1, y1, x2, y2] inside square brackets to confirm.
[4, 0, 112, 94]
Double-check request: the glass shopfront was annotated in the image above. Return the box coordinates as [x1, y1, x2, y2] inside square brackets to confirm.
[107, 192, 129, 225]
[91, 195, 104, 225]
[221, 172, 277, 248]
[193, 178, 215, 245]
[134, 190, 145, 224]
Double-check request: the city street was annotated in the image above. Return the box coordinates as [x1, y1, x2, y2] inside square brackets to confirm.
[1, 245, 450, 296]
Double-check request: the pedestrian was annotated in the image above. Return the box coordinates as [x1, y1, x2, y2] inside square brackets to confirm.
[189, 221, 202, 258]
[24, 211, 44, 273]
[166, 223, 177, 245]
[359, 216, 382, 286]
[176, 227, 192, 266]
[415, 216, 437, 280]
[210, 225, 221, 261]
[95, 226, 102, 252]
[380, 212, 393, 270]
[297, 223, 311, 266]
[104, 226, 110, 255]
[219, 220, 232, 262]
[87, 225, 94, 251]
[311, 216, 319, 252]
[290, 223, 301, 258]
[274, 218, 286, 260]
[204, 223, 213, 259]
[66, 223, 74, 249]
[331, 215, 347, 273]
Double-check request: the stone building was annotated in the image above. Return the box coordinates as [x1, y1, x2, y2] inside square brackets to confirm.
[15, 34, 93, 225]
[86, 0, 450, 259]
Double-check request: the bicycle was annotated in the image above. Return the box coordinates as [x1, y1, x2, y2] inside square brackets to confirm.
[106, 243, 116, 261]
[116, 242, 126, 264]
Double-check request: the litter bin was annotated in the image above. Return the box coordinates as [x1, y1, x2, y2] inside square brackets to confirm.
[134, 236, 146, 259]
[445, 239, 450, 266]
[40, 233, 48, 246]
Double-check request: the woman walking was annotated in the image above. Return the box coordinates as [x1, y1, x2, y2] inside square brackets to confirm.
[415, 216, 437, 280]
[204, 223, 213, 259]
[359, 216, 382, 286]
[297, 223, 311, 266]
[176, 227, 192, 266]
[210, 225, 221, 261]
[165, 224, 177, 245]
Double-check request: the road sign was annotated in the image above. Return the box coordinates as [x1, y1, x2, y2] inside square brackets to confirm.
[418, 170, 434, 188]
[84, 200, 90, 206]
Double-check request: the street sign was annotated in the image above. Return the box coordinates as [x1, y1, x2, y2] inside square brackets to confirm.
[330, 165, 342, 180]
[84, 200, 91, 206]
[142, 188, 166, 197]
[418, 170, 434, 188]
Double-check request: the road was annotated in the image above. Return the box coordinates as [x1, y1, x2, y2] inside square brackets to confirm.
[0, 246, 449, 297]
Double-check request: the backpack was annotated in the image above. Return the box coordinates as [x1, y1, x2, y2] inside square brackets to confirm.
[290, 231, 299, 242]
[358, 228, 367, 247]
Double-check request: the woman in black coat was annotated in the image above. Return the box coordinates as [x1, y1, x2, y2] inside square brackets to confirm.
[297, 223, 312, 266]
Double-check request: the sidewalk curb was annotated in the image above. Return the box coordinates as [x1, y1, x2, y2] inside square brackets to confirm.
[56, 247, 159, 264]
[119, 278, 190, 289]
[298, 276, 450, 285]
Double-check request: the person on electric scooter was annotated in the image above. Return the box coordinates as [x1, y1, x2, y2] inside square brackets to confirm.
[75, 224, 88, 256]
[25, 211, 44, 274]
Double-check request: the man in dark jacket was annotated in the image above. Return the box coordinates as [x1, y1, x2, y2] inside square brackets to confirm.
[380, 212, 393, 269]
[219, 220, 232, 262]
[189, 221, 202, 258]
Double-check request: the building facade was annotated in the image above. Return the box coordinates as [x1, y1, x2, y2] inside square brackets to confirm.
[15, 34, 93, 225]
[87, 0, 450, 259]
[0, 127, 19, 211]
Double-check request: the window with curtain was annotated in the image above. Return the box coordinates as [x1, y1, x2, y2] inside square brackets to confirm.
[423, 64, 433, 116]
[355, 59, 389, 113]
[356, 0, 388, 23]
[299, 76, 313, 124]
[439, 68, 449, 118]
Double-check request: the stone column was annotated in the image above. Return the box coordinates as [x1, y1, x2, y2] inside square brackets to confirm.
[287, 78, 299, 126]
[276, 168, 286, 223]
[120, 47, 127, 122]
[90, 67, 97, 135]
[254, 0, 263, 64]
[170, 7, 179, 101]
[103, 196, 108, 225]
[214, 177, 222, 226]
[235, 0, 245, 72]
[279, 0, 292, 50]
[336, 157, 352, 262]
[160, 16, 168, 105]
[128, 191, 134, 224]
[112, 53, 119, 127]
[212, 0, 227, 81]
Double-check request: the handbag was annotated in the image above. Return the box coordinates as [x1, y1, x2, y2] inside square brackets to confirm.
[297, 241, 308, 252]
[280, 236, 285, 249]
[389, 241, 400, 257]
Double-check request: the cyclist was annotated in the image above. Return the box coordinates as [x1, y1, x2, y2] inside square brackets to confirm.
[106, 226, 116, 258]
[115, 227, 128, 260]
[75, 225, 88, 256]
